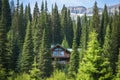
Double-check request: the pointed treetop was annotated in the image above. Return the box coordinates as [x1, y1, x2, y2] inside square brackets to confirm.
[17, 0, 19, 11]
[55, 3, 58, 9]
[45, 0, 48, 12]
[61, 36, 70, 48]
[33, 1, 39, 19]
[41, 1, 44, 12]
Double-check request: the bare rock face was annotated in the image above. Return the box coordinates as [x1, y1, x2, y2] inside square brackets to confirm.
[68, 4, 120, 16]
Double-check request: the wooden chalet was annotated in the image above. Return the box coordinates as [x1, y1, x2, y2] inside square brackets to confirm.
[51, 44, 71, 65]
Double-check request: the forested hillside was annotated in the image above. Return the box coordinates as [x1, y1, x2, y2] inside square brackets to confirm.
[0, 0, 120, 80]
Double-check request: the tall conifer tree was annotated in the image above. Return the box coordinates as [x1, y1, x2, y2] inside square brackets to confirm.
[103, 25, 114, 76]
[38, 29, 53, 78]
[61, 5, 73, 47]
[33, 2, 39, 19]
[33, 22, 40, 62]
[77, 31, 112, 80]
[41, 1, 44, 12]
[33, 3, 45, 65]
[19, 3, 26, 45]
[68, 32, 79, 79]
[10, 2, 26, 71]
[76, 16, 81, 46]
[27, 3, 32, 22]
[19, 21, 34, 73]
[10, 1, 21, 71]
[0, 2, 10, 71]
[92, 2, 99, 32]
[25, 3, 32, 25]
[80, 14, 88, 61]
[1, 0, 11, 32]
[103, 25, 112, 58]
[51, 3, 61, 44]
[45, 1, 48, 12]
[44, 1, 51, 45]
[100, 5, 108, 46]
[61, 5, 68, 40]
[66, 9, 73, 47]
[91, 2, 100, 41]
[110, 13, 119, 74]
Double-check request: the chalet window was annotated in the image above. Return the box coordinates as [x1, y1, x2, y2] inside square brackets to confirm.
[53, 51, 58, 56]
[52, 48, 64, 56]
[60, 51, 64, 56]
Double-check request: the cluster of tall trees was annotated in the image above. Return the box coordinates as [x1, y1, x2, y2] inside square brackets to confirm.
[0, 0, 120, 80]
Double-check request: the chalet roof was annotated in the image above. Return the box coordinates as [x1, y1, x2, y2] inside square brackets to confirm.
[51, 44, 71, 53]
[67, 48, 81, 52]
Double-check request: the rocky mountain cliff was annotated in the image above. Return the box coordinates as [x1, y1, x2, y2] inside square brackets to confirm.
[68, 4, 120, 17]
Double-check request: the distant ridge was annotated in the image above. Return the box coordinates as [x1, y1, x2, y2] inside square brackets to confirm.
[68, 3, 120, 19]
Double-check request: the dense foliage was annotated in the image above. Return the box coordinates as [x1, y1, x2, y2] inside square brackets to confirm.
[0, 0, 119, 80]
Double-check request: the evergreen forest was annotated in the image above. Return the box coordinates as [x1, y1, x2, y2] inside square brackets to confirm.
[0, 0, 120, 80]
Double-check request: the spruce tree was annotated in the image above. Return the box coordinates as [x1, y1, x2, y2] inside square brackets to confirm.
[77, 31, 112, 80]
[103, 25, 112, 58]
[33, 2, 39, 19]
[10, 1, 28, 71]
[61, 5, 73, 47]
[25, 3, 32, 24]
[100, 4, 109, 46]
[80, 14, 88, 60]
[41, 1, 44, 12]
[91, 2, 100, 41]
[110, 14, 119, 74]
[68, 32, 79, 79]
[44, 1, 51, 45]
[66, 9, 74, 47]
[38, 29, 53, 78]
[33, 21, 39, 54]
[10, 4, 20, 71]
[0, 5, 10, 71]
[32, 1, 40, 56]
[16, 0, 19, 12]
[39, 1, 46, 39]
[51, 3, 61, 44]
[27, 3, 32, 22]
[61, 36, 69, 48]
[61, 5, 68, 41]
[11, 2, 26, 71]
[32, 14, 39, 37]
[103, 25, 114, 77]
[76, 16, 81, 46]
[1, 0, 11, 32]
[19, 3, 26, 45]
[7, 29, 18, 71]
[24, 5, 28, 27]
[33, 2, 46, 62]
[19, 21, 34, 73]
[45, 0, 48, 12]
[92, 2, 100, 32]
